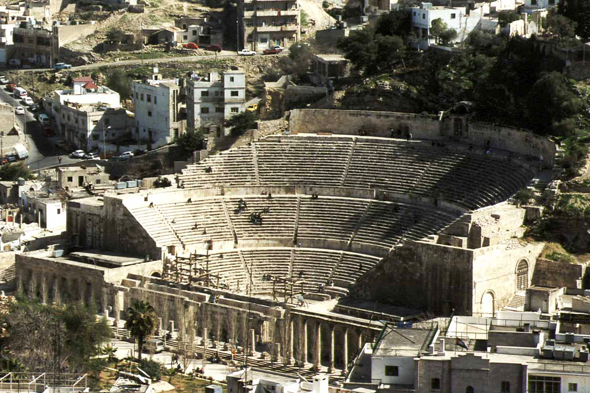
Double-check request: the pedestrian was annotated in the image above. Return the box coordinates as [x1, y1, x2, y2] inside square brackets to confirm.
[58, 156, 62, 164]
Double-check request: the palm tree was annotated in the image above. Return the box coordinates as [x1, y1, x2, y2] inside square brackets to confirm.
[125, 300, 158, 360]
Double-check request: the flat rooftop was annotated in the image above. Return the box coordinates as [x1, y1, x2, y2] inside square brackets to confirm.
[374, 327, 435, 356]
[69, 250, 148, 267]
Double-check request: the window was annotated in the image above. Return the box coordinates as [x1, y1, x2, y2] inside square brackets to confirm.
[67, 176, 73, 182]
[140, 93, 144, 101]
[154, 97, 157, 104]
[147, 94, 151, 103]
[183, 35, 188, 40]
[96, 179, 101, 184]
[413, 11, 416, 16]
[529, 376, 561, 393]
[384, 366, 398, 377]
[105, 118, 110, 126]
[466, 387, 474, 393]
[57, 208, 61, 214]
[201, 107, 209, 114]
[422, 13, 425, 19]
[230, 76, 235, 82]
[201, 91, 209, 97]
[192, 30, 197, 36]
[148, 111, 152, 117]
[260, 37, 268, 43]
[501, 381, 510, 392]
[231, 107, 239, 113]
[451, 13, 456, 18]
[92, 120, 98, 126]
[135, 92, 138, 99]
[569, 383, 578, 392]
[431, 378, 440, 390]
[216, 107, 223, 113]
[231, 91, 239, 97]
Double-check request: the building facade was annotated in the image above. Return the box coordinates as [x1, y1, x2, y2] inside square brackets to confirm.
[132, 72, 186, 149]
[239, 0, 300, 50]
[186, 70, 246, 137]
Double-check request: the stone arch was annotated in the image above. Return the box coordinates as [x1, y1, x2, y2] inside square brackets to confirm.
[466, 387, 474, 393]
[151, 271, 162, 278]
[481, 291, 495, 318]
[516, 259, 529, 291]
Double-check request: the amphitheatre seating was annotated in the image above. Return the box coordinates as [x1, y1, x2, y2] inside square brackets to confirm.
[227, 196, 297, 240]
[179, 135, 534, 211]
[128, 206, 181, 246]
[203, 248, 382, 297]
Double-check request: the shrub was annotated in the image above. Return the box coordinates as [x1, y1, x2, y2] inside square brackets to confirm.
[139, 359, 162, 380]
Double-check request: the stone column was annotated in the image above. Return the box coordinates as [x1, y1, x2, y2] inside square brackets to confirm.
[102, 288, 109, 317]
[53, 276, 60, 305]
[313, 321, 321, 371]
[328, 325, 335, 373]
[342, 328, 349, 374]
[28, 274, 37, 299]
[40, 275, 48, 304]
[301, 318, 308, 365]
[249, 328, 256, 354]
[357, 330, 364, 352]
[114, 291, 121, 328]
[285, 318, 294, 365]
[16, 276, 23, 296]
[201, 327, 208, 368]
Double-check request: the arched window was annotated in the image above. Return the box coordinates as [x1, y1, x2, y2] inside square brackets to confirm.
[466, 387, 474, 393]
[516, 260, 529, 290]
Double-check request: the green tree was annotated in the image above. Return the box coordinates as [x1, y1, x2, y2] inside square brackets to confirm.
[59, 303, 111, 371]
[546, 10, 577, 40]
[429, 18, 457, 46]
[338, 29, 378, 73]
[106, 28, 125, 44]
[125, 300, 158, 361]
[0, 162, 34, 181]
[374, 10, 411, 38]
[225, 111, 258, 136]
[300, 10, 309, 26]
[278, 42, 313, 78]
[497, 10, 521, 27]
[559, 0, 590, 41]
[106, 69, 132, 100]
[139, 359, 162, 380]
[526, 72, 583, 135]
[176, 130, 204, 152]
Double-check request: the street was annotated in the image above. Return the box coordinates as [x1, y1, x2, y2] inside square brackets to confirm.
[0, 86, 79, 171]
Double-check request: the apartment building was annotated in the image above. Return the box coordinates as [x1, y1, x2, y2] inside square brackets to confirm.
[185, 69, 246, 137]
[239, 0, 300, 50]
[132, 70, 186, 149]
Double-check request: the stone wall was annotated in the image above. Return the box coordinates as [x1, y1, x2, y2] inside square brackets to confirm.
[288, 109, 555, 167]
[55, 23, 98, 46]
[351, 240, 474, 316]
[532, 258, 584, 288]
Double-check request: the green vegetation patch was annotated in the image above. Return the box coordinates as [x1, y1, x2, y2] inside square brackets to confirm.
[545, 251, 577, 263]
[555, 194, 590, 217]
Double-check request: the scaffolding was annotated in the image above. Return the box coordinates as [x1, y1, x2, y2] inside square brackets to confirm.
[0, 373, 88, 393]
[269, 275, 305, 305]
[163, 252, 224, 289]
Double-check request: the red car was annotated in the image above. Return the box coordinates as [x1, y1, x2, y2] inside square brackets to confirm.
[205, 44, 222, 52]
[263, 48, 281, 55]
[6, 84, 16, 92]
[183, 42, 199, 49]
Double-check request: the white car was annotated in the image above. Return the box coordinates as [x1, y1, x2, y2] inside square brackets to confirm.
[238, 49, 256, 56]
[270, 45, 284, 51]
[120, 151, 134, 157]
[70, 150, 85, 159]
[83, 152, 99, 160]
[22, 97, 34, 106]
[14, 106, 25, 115]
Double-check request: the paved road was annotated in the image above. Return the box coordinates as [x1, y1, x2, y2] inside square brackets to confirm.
[10, 50, 288, 73]
[0, 86, 79, 170]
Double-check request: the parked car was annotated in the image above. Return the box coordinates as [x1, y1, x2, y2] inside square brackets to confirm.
[238, 49, 256, 56]
[270, 45, 284, 51]
[43, 125, 53, 136]
[263, 48, 281, 55]
[13, 87, 27, 98]
[55, 140, 69, 150]
[0, 77, 9, 84]
[54, 63, 72, 70]
[5, 154, 16, 162]
[29, 103, 39, 112]
[70, 150, 85, 158]
[133, 148, 147, 156]
[142, 338, 165, 353]
[247, 102, 259, 112]
[205, 44, 222, 52]
[14, 106, 25, 115]
[83, 152, 99, 160]
[6, 84, 16, 92]
[183, 42, 199, 49]
[22, 97, 34, 106]
[37, 113, 50, 124]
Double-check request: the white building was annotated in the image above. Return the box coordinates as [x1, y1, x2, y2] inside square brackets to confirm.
[131, 70, 186, 149]
[411, 2, 482, 49]
[20, 192, 66, 231]
[59, 102, 134, 152]
[523, 0, 557, 9]
[186, 70, 246, 137]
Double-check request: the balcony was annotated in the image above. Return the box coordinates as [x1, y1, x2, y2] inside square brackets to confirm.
[256, 24, 298, 32]
[255, 9, 299, 16]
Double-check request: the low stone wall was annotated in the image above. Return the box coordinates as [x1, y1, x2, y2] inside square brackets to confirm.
[532, 258, 584, 288]
[288, 109, 556, 167]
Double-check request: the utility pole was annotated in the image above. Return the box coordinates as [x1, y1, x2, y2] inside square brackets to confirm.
[236, 20, 240, 53]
